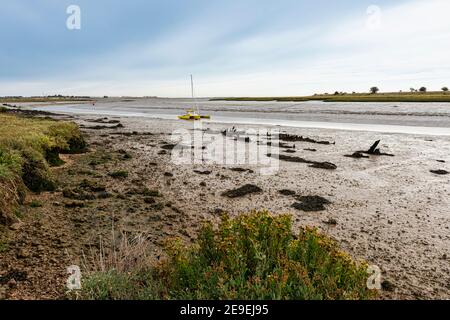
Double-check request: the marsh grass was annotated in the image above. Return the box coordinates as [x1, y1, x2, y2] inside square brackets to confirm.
[0, 113, 85, 225]
[80, 211, 376, 300]
[212, 91, 450, 103]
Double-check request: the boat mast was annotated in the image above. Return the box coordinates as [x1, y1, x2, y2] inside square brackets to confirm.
[191, 74, 194, 99]
[191, 74, 200, 114]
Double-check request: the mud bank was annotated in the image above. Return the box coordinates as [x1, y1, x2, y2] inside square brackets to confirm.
[1, 113, 449, 300]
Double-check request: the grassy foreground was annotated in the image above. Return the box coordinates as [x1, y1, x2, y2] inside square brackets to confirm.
[80, 211, 376, 300]
[0, 110, 86, 225]
[211, 92, 450, 103]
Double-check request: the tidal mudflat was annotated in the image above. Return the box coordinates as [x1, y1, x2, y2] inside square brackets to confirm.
[1, 100, 449, 300]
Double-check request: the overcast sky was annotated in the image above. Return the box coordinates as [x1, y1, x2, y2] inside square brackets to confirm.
[1, 0, 449, 97]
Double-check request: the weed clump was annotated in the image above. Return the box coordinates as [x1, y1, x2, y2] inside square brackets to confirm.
[80, 211, 376, 300]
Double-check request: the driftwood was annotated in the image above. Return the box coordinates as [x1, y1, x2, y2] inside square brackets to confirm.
[346, 140, 394, 158]
[368, 140, 381, 154]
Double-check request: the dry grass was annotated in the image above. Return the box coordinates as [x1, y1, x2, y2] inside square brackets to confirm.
[82, 232, 152, 275]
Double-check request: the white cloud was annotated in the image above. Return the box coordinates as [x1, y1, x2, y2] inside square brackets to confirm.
[3, 0, 450, 97]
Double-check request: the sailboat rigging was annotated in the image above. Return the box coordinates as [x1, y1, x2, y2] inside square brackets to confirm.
[178, 75, 210, 120]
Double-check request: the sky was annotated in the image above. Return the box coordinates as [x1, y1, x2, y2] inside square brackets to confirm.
[1, 0, 450, 97]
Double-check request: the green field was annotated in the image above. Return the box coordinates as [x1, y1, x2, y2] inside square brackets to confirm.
[211, 92, 450, 103]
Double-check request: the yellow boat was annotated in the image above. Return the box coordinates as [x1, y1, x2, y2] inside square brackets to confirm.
[178, 110, 201, 120]
[178, 75, 211, 121]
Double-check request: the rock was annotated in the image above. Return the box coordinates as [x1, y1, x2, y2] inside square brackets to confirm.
[164, 172, 174, 177]
[200, 182, 207, 187]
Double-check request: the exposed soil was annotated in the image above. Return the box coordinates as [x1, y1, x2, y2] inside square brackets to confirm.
[1, 113, 449, 301]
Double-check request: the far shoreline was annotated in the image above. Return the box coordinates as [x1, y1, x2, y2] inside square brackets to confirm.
[210, 91, 450, 103]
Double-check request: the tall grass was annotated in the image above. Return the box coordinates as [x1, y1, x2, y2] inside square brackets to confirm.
[80, 211, 376, 300]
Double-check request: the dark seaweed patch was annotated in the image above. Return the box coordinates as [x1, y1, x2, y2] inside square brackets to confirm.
[222, 184, 262, 198]
[292, 196, 331, 212]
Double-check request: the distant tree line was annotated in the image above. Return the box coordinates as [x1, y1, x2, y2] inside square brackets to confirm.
[368, 86, 449, 94]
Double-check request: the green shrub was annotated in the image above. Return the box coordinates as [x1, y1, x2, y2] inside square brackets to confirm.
[80, 211, 376, 300]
